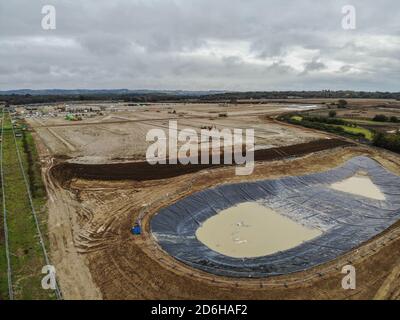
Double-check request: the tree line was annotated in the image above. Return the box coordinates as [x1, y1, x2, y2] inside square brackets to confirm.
[1, 90, 400, 105]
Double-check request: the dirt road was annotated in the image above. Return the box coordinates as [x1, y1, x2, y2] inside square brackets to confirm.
[33, 132, 102, 300]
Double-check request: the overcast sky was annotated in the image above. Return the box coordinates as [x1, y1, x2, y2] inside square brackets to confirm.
[0, 0, 399, 91]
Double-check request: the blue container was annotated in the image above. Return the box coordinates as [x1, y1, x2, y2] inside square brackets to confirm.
[131, 225, 141, 235]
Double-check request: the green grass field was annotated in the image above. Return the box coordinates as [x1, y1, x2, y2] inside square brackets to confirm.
[336, 125, 374, 141]
[0, 112, 7, 299]
[291, 115, 303, 122]
[288, 115, 374, 141]
[0, 112, 55, 300]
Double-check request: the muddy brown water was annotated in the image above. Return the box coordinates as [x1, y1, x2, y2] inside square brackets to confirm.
[196, 202, 322, 258]
[330, 173, 386, 200]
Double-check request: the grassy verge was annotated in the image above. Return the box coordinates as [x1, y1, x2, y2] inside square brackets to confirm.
[0, 111, 7, 299]
[19, 128, 50, 250]
[0, 113, 54, 300]
[335, 125, 374, 141]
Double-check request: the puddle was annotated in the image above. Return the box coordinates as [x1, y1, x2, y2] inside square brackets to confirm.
[195, 202, 322, 258]
[330, 172, 385, 200]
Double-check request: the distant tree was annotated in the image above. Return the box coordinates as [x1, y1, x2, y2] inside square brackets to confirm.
[373, 132, 400, 153]
[329, 110, 337, 118]
[337, 99, 348, 108]
[390, 116, 399, 123]
[373, 132, 385, 145]
[373, 114, 388, 122]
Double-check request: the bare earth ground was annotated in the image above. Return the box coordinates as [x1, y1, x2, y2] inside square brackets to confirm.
[26, 101, 400, 300]
[33, 132, 102, 299]
[27, 103, 326, 161]
[39, 142, 400, 300]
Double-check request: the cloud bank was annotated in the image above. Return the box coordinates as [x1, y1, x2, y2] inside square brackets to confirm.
[0, 0, 399, 91]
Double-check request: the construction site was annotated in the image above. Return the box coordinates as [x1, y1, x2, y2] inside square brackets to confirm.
[1, 98, 400, 300]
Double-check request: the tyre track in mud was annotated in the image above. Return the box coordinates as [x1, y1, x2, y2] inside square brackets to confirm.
[43, 135, 400, 299]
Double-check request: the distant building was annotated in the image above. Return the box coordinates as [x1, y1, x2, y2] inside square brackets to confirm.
[66, 105, 101, 113]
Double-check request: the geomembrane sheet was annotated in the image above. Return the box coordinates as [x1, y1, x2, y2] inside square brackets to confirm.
[150, 157, 400, 277]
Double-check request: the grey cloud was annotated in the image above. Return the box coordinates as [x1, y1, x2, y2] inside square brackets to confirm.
[0, 0, 399, 91]
[77, 33, 132, 56]
[301, 58, 326, 75]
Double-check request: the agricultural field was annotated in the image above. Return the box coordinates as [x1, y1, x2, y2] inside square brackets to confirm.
[285, 114, 375, 141]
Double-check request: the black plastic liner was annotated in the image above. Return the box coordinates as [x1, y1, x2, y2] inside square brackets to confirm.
[151, 157, 400, 277]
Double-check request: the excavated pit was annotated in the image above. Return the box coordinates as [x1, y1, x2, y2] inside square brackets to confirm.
[151, 156, 400, 277]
